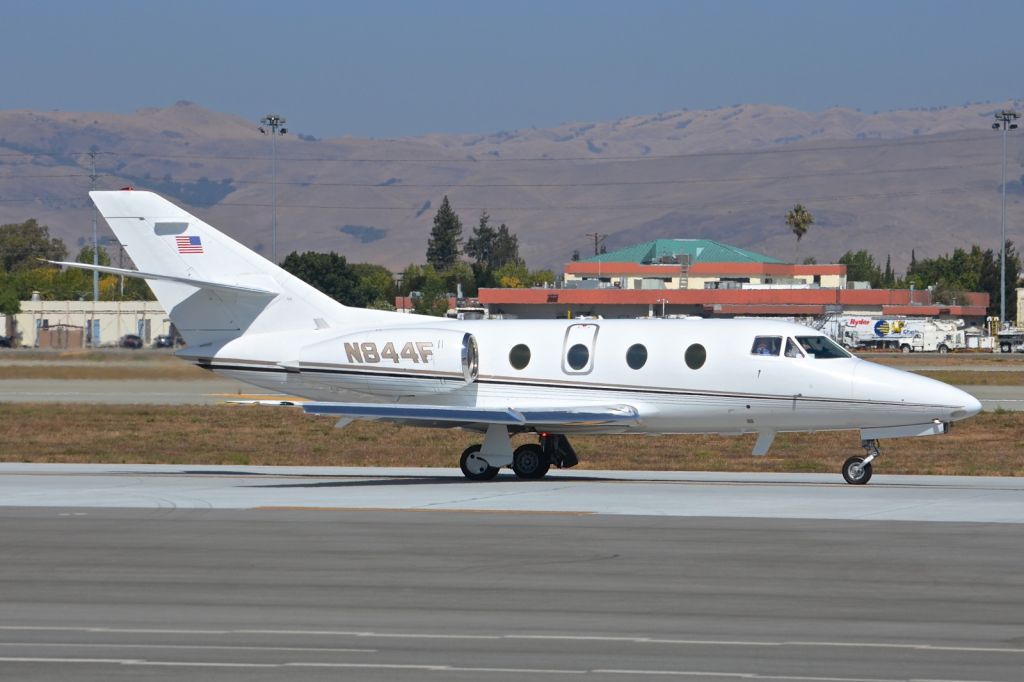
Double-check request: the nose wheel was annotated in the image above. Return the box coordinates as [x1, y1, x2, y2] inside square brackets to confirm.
[842, 439, 879, 485]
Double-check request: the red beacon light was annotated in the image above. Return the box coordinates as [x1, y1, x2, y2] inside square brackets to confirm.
[120, 186, 134, 191]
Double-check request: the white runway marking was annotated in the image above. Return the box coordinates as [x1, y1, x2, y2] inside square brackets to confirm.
[0, 642, 376, 653]
[0, 657, 1008, 680]
[1, 625, 1021, 656]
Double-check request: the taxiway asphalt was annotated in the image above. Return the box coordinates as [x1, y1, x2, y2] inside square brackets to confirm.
[1, 501, 1023, 682]
[3, 463, 1024, 523]
[2, 356, 1022, 680]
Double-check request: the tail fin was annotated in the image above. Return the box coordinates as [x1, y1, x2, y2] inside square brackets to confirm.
[89, 190, 395, 349]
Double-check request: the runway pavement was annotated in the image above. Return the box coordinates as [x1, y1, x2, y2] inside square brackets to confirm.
[1, 504, 1023, 682]
[2, 465, 1024, 680]
[3, 463, 1024, 522]
[2, 351, 1022, 680]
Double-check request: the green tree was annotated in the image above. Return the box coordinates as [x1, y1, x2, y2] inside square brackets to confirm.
[401, 263, 449, 316]
[838, 250, 882, 287]
[0, 219, 67, 272]
[995, 241, 1022, 320]
[281, 251, 359, 304]
[492, 262, 556, 288]
[465, 211, 524, 289]
[785, 204, 814, 259]
[882, 255, 894, 288]
[426, 196, 463, 271]
[349, 263, 396, 309]
[75, 245, 111, 267]
[0, 274, 19, 315]
[904, 242, 1022, 316]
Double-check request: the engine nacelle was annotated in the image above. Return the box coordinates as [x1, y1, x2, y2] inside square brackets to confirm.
[295, 327, 479, 397]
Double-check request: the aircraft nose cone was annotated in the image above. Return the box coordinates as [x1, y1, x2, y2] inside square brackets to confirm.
[852, 361, 981, 422]
[951, 390, 982, 420]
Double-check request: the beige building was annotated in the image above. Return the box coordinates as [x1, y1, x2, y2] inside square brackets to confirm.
[3, 299, 170, 348]
[564, 239, 847, 291]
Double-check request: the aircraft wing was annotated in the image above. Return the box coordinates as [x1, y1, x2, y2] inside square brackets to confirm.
[301, 402, 641, 429]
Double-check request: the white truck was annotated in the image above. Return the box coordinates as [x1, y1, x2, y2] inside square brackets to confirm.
[996, 328, 1024, 353]
[827, 316, 966, 353]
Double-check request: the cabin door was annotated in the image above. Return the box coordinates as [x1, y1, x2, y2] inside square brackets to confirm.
[562, 323, 599, 375]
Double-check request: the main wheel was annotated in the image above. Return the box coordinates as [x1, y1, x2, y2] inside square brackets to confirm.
[842, 456, 873, 485]
[460, 444, 499, 481]
[512, 444, 550, 480]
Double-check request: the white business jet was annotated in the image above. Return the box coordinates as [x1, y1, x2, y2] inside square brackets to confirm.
[53, 190, 982, 484]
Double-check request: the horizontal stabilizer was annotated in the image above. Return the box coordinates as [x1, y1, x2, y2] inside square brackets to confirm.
[46, 260, 277, 296]
[302, 402, 640, 428]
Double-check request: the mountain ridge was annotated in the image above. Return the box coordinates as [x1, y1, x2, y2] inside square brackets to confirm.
[1, 99, 1021, 273]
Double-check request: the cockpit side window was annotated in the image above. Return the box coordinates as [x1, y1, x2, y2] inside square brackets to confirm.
[785, 338, 804, 358]
[751, 336, 782, 356]
[795, 335, 851, 359]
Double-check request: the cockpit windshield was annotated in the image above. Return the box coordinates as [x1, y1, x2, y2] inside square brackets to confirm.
[751, 336, 782, 356]
[795, 335, 851, 359]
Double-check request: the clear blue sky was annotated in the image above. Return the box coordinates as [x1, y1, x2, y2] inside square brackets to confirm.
[4, 0, 1022, 139]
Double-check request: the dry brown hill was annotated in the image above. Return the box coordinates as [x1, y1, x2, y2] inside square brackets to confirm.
[1, 99, 1022, 272]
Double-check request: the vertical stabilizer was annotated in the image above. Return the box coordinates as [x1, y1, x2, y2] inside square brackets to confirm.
[90, 190, 403, 349]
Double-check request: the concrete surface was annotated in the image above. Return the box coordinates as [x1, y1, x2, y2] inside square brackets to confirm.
[0, 507, 1022, 681]
[0, 378, 264, 404]
[2, 463, 1023, 523]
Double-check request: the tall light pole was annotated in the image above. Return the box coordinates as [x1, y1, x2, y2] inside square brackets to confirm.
[259, 114, 287, 263]
[993, 109, 1019, 327]
[88, 150, 100, 347]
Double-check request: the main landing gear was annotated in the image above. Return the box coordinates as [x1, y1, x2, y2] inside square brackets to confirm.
[458, 426, 579, 481]
[841, 439, 880, 485]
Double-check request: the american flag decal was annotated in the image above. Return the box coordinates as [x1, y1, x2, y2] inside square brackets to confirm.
[175, 235, 204, 254]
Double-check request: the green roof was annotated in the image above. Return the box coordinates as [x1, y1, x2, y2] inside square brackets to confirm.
[583, 239, 784, 265]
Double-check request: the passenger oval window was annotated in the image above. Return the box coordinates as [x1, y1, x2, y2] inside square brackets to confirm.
[685, 343, 706, 370]
[567, 343, 590, 370]
[509, 344, 531, 370]
[626, 344, 647, 370]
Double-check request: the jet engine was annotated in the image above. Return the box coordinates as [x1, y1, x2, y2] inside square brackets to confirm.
[294, 327, 479, 397]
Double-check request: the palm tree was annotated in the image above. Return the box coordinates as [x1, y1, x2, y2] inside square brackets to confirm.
[785, 204, 814, 261]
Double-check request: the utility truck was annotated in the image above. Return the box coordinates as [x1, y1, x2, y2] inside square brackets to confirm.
[827, 316, 966, 353]
[997, 328, 1024, 353]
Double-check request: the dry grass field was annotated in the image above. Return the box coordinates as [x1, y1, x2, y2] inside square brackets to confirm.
[2, 403, 1021, 477]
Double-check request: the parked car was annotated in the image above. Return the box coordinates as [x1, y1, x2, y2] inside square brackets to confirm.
[119, 334, 144, 349]
[154, 334, 174, 348]
[0, 335, 12, 348]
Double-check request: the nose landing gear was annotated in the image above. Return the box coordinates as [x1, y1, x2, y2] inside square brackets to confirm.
[842, 439, 879, 485]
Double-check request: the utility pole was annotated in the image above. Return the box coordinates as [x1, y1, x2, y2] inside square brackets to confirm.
[993, 109, 1020, 327]
[259, 114, 287, 263]
[585, 232, 607, 257]
[88, 151, 99, 347]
